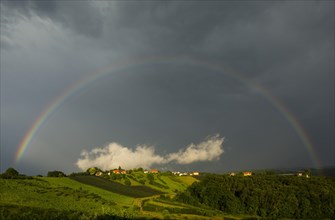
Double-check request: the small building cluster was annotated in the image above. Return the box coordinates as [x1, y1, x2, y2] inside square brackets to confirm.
[229, 171, 253, 176]
[172, 171, 200, 176]
[229, 171, 311, 178]
[88, 167, 202, 177]
[289, 172, 310, 178]
[104, 168, 160, 175]
[143, 169, 158, 174]
[109, 169, 126, 175]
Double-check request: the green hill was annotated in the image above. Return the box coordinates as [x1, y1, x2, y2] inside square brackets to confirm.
[1, 173, 227, 219]
[7, 169, 330, 219]
[11, 170, 335, 220]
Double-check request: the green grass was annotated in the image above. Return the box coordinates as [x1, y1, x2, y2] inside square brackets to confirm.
[149, 200, 185, 208]
[159, 176, 187, 192]
[176, 176, 199, 185]
[124, 176, 142, 186]
[142, 200, 221, 218]
[0, 177, 135, 217]
[43, 177, 134, 205]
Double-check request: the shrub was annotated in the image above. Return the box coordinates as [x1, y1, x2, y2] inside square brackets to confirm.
[47, 171, 66, 177]
[1, 168, 19, 179]
[124, 179, 131, 186]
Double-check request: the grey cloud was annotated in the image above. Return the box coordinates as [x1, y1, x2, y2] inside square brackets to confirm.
[1, 1, 333, 174]
[3, 1, 331, 65]
[1, 0, 103, 38]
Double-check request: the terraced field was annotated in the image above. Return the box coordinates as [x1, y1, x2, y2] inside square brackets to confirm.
[70, 176, 164, 198]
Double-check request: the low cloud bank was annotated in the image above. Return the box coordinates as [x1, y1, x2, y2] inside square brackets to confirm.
[76, 134, 224, 170]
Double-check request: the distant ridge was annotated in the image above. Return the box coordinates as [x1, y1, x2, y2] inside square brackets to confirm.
[223, 166, 335, 177]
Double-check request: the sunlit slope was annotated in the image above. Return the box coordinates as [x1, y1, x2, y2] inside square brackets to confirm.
[158, 175, 199, 192]
[104, 172, 199, 194]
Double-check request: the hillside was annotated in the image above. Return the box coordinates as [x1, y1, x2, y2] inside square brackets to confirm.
[2, 167, 334, 219]
[70, 176, 164, 198]
[0, 177, 139, 218]
[1, 171, 229, 219]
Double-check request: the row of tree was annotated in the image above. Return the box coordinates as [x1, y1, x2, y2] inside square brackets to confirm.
[0, 168, 68, 178]
[176, 174, 335, 219]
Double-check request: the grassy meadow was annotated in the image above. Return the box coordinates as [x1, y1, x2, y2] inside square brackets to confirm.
[0, 177, 136, 219]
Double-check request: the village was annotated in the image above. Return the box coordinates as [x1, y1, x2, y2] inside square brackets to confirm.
[92, 167, 200, 177]
[90, 167, 310, 178]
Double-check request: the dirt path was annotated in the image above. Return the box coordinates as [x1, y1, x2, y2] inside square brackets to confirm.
[133, 198, 143, 212]
[133, 194, 166, 213]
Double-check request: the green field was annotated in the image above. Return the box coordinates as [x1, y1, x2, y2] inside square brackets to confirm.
[0, 177, 136, 219]
[177, 176, 199, 185]
[43, 177, 134, 205]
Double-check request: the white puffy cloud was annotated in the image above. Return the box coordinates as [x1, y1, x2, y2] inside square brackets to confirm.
[76, 135, 224, 171]
[167, 134, 224, 164]
[76, 143, 166, 171]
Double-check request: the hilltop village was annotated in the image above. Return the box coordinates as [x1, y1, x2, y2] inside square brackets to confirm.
[86, 167, 200, 177]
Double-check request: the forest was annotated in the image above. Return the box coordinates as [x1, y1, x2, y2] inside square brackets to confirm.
[176, 173, 335, 219]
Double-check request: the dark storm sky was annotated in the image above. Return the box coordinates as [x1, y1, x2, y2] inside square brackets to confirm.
[0, 1, 334, 175]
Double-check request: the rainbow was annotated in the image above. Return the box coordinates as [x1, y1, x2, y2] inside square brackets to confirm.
[15, 57, 321, 168]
